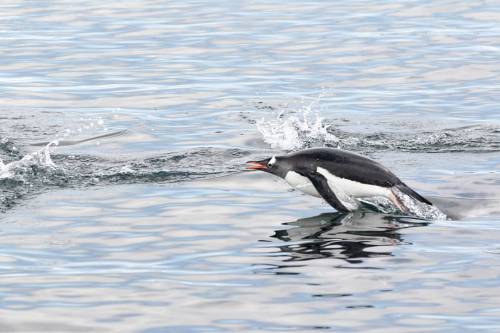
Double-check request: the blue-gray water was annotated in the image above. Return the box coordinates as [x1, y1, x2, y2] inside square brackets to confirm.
[1, 1, 500, 332]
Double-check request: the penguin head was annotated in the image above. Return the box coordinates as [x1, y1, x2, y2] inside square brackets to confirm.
[246, 155, 290, 178]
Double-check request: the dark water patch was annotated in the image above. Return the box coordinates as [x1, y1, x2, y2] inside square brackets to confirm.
[0, 138, 23, 162]
[54, 147, 254, 187]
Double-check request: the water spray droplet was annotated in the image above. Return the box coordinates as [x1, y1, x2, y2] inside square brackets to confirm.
[256, 101, 339, 150]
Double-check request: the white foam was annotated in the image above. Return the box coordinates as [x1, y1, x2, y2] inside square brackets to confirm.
[0, 158, 6, 178]
[256, 99, 339, 150]
[358, 192, 447, 220]
[392, 189, 447, 220]
[0, 141, 59, 182]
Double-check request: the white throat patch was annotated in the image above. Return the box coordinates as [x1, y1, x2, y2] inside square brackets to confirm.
[284, 171, 320, 197]
[269, 155, 277, 166]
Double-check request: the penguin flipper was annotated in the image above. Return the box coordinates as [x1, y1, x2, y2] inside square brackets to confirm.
[394, 183, 433, 206]
[304, 172, 351, 213]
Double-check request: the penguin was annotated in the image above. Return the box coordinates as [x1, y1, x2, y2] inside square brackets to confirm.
[246, 148, 432, 213]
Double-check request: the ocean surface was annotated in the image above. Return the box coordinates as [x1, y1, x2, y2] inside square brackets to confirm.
[1, 1, 500, 332]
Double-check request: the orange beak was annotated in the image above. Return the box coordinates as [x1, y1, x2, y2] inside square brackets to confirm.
[246, 161, 268, 171]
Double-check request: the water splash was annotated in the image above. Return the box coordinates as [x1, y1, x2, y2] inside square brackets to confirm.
[393, 189, 448, 220]
[256, 100, 339, 151]
[0, 141, 63, 212]
[360, 192, 447, 221]
[0, 141, 60, 183]
[0, 159, 6, 176]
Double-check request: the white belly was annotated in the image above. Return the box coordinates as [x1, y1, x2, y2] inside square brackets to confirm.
[284, 168, 391, 199]
[284, 171, 321, 197]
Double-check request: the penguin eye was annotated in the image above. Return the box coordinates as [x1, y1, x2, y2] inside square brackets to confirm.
[267, 155, 277, 168]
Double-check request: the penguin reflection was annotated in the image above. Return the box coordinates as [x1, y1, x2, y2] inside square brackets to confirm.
[271, 211, 428, 262]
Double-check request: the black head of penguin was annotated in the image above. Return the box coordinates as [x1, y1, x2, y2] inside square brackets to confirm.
[246, 155, 292, 179]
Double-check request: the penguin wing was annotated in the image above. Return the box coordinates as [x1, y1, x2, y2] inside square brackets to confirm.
[302, 171, 350, 213]
[394, 183, 433, 206]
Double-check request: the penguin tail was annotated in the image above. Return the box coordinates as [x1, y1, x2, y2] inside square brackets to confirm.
[394, 183, 433, 206]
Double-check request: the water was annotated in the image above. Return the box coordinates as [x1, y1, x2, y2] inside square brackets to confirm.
[1, 1, 500, 331]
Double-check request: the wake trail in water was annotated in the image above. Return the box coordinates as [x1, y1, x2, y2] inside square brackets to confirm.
[254, 102, 500, 154]
[0, 137, 258, 212]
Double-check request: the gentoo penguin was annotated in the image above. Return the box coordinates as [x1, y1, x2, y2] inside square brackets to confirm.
[246, 148, 432, 213]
